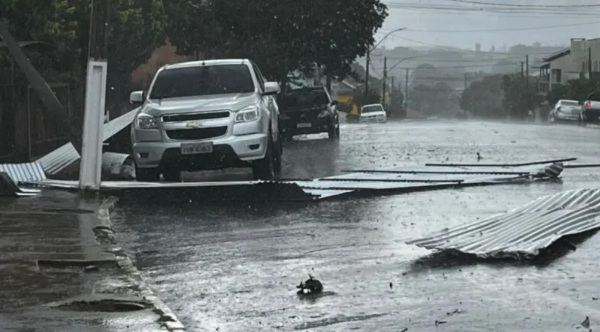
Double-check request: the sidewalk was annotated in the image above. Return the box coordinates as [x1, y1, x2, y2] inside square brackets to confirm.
[0, 190, 183, 331]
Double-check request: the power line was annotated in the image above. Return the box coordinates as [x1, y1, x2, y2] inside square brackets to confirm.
[440, 0, 600, 8]
[385, 2, 600, 16]
[405, 21, 600, 33]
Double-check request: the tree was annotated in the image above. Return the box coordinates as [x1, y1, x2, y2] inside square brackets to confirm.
[1, 0, 168, 113]
[461, 75, 505, 118]
[412, 64, 439, 87]
[165, 0, 388, 83]
[409, 82, 453, 115]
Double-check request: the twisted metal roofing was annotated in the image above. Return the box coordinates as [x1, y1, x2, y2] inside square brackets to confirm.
[407, 188, 600, 258]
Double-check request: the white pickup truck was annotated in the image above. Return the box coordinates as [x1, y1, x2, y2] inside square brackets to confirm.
[129, 59, 283, 182]
[581, 92, 600, 125]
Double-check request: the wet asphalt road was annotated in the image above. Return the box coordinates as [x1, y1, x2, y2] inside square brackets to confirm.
[113, 120, 600, 331]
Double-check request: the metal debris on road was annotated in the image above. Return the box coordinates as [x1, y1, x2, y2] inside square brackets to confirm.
[37, 109, 138, 175]
[0, 172, 41, 197]
[0, 162, 46, 183]
[33, 159, 566, 201]
[296, 275, 323, 295]
[407, 188, 600, 259]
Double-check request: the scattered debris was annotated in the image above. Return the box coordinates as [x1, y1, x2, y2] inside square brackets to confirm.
[435, 320, 447, 326]
[0, 172, 40, 197]
[0, 162, 46, 183]
[296, 275, 323, 295]
[446, 309, 462, 316]
[84, 265, 99, 273]
[581, 316, 590, 329]
[102, 152, 136, 180]
[389, 282, 393, 289]
[400, 328, 408, 332]
[407, 188, 600, 259]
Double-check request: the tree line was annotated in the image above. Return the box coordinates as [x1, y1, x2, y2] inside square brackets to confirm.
[1, 0, 388, 112]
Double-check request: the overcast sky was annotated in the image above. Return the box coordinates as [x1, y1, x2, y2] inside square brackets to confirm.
[378, 0, 600, 50]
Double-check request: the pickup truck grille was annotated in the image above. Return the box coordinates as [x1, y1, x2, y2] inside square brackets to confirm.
[162, 111, 230, 122]
[166, 127, 227, 140]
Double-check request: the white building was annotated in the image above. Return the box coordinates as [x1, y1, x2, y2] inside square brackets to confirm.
[539, 38, 600, 93]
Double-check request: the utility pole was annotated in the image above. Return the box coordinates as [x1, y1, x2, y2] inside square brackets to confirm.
[88, 0, 110, 60]
[464, 72, 468, 90]
[589, 47, 593, 79]
[365, 51, 370, 99]
[382, 57, 387, 108]
[391, 76, 395, 111]
[404, 68, 409, 111]
[80, 0, 110, 190]
[364, 28, 406, 100]
[526, 55, 530, 114]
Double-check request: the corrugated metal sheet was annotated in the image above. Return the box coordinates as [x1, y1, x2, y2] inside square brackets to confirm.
[0, 172, 40, 197]
[0, 162, 46, 183]
[102, 108, 138, 141]
[35, 162, 563, 201]
[37, 109, 138, 175]
[37, 143, 79, 175]
[407, 188, 600, 259]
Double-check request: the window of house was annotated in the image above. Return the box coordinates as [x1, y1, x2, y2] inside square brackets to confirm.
[552, 69, 562, 83]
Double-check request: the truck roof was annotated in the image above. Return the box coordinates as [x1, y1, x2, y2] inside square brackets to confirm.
[163, 59, 251, 70]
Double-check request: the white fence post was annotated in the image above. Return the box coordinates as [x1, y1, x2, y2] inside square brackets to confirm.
[79, 60, 107, 190]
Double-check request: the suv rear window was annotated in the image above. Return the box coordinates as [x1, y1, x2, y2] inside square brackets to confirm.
[278, 88, 330, 110]
[149, 64, 255, 99]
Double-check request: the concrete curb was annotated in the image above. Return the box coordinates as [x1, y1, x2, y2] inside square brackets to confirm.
[96, 197, 187, 331]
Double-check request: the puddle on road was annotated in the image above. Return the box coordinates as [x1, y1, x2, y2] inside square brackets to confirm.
[54, 299, 148, 312]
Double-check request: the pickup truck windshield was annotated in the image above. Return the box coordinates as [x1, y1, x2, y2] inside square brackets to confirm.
[149, 64, 255, 99]
[278, 89, 330, 110]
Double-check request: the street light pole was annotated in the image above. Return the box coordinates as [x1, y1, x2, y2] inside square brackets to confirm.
[364, 28, 406, 99]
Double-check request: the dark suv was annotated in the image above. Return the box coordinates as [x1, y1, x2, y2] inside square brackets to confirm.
[277, 87, 340, 140]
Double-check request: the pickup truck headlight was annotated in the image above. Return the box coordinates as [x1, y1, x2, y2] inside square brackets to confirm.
[235, 106, 260, 123]
[136, 113, 158, 129]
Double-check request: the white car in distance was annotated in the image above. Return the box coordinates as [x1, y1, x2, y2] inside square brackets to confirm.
[360, 104, 387, 123]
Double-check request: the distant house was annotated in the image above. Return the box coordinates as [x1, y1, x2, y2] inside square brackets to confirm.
[539, 38, 600, 93]
[331, 80, 360, 115]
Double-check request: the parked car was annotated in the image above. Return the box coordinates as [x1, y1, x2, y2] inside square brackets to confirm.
[360, 104, 387, 123]
[580, 92, 600, 126]
[277, 86, 340, 140]
[549, 99, 581, 123]
[130, 59, 283, 182]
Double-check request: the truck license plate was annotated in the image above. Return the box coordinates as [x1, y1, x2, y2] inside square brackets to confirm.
[297, 123, 312, 128]
[181, 142, 213, 155]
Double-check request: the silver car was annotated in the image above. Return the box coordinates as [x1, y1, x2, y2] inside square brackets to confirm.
[130, 59, 282, 182]
[549, 99, 581, 123]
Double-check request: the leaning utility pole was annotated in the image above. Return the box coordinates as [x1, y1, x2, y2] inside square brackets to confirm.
[80, 0, 110, 190]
